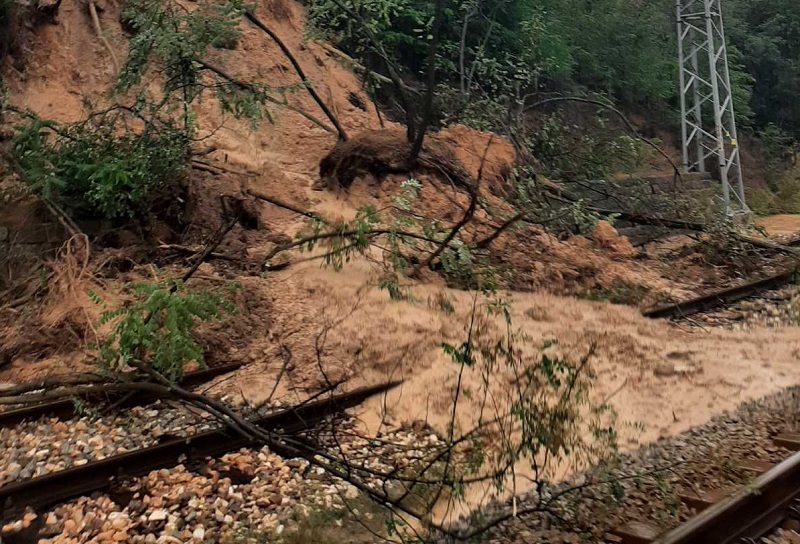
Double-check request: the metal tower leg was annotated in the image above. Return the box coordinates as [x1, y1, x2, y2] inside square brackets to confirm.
[676, 0, 747, 215]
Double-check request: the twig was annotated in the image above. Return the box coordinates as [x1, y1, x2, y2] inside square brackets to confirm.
[157, 244, 239, 262]
[266, 344, 292, 406]
[197, 61, 337, 135]
[41, 197, 84, 241]
[175, 207, 240, 289]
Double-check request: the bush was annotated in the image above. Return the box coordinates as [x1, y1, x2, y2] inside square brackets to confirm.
[12, 110, 188, 221]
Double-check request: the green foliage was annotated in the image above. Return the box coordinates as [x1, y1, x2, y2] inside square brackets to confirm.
[760, 124, 795, 173]
[699, 219, 766, 276]
[96, 281, 237, 380]
[12, 110, 188, 220]
[305, 0, 570, 98]
[747, 166, 800, 216]
[119, 0, 281, 125]
[120, 0, 236, 97]
[305, 0, 800, 152]
[725, 0, 800, 139]
[443, 304, 618, 493]
[527, 112, 645, 182]
[288, 177, 498, 293]
[540, 0, 675, 105]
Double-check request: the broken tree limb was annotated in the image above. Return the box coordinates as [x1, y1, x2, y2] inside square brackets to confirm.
[243, 11, 349, 141]
[197, 61, 337, 135]
[247, 189, 329, 224]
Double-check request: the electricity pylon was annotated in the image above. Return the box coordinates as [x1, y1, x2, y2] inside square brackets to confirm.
[676, 0, 747, 215]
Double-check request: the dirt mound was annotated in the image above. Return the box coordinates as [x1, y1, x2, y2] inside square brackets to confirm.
[433, 124, 515, 195]
[592, 220, 637, 258]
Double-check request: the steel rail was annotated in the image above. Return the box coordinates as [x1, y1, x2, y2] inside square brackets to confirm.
[0, 362, 245, 428]
[642, 268, 796, 319]
[655, 449, 800, 543]
[0, 380, 400, 520]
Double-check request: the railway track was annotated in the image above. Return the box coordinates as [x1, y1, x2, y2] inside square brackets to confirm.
[0, 362, 245, 429]
[610, 433, 800, 544]
[642, 268, 797, 320]
[0, 380, 400, 523]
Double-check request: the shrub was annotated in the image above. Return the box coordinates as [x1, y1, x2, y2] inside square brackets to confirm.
[12, 111, 188, 221]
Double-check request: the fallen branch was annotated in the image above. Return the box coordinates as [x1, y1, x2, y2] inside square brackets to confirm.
[198, 61, 337, 135]
[243, 11, 348, 141]
[247, 189, 330, 224]
[157, 244, 239, 262]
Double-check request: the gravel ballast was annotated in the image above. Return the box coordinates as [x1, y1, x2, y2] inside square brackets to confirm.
[480, 386, 800, 543]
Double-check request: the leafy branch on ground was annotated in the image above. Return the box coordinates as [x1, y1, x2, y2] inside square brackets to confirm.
[92, 280, 238, 381]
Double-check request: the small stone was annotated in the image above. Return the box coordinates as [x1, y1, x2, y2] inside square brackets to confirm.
[192, 527, 205, 541]
[148, 509, 168, 522]
[63, 519, 78, 535]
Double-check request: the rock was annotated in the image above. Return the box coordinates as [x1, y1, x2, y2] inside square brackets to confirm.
[95, 530, 116, 541]
[149, 509, 168, 522]
[654, 362, 700, 377]
[110, 516, 128, 530]
[192, 526, 205, 541]
[63, 519, 78, 536]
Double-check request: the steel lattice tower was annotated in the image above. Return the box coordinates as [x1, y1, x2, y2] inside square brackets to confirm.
[676, 0, 747, 215]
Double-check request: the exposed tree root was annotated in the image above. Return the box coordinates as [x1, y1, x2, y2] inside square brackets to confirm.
[318, 129, 475, 192]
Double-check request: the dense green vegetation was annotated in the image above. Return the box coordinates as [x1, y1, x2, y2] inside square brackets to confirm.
[306, 0, 800, 145]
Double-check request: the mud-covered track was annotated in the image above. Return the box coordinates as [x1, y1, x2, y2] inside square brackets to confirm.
[642, 268, 796, 320]
[0, 362, 245, 429]
[0, 381, 400, 520]
[655, 448, 800, 543]
[611, 433, 800, 544]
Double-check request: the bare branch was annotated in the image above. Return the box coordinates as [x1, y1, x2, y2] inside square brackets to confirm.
[243, 11, 349, 141]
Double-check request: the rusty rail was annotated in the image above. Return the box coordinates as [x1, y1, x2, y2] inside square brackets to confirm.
[655, 449, 800, 543]
[642, 268, 796, 319]
[0, 362, 244, 428]
[0, 381, 400, 521]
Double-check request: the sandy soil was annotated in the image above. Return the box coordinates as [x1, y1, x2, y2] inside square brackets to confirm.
[3, 0, 800, 515]
[756, 214, 800, 237]
[226, 259, 800, 446]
